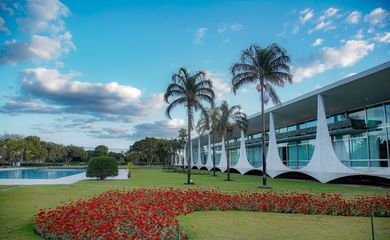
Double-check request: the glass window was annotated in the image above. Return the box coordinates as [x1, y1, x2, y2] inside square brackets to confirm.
[228, 148, 239, 166]
[349, 133, 368, 167]
[386, 103, 390, 123]
[279, 127, 287, 133]
[334, 113, 347, 122]
[333, 134, 350, 166]
[349, 109, 366, 122]
[367, 105, 385, 127]
[327, 115, 335, 124]
[368, 128, 388, 167]
[287, 142, 297, 168]
[298, 122, 306, 130]
[288, 125, 297, 132]
[306, 120, 317, 128]
[246, 145, 261, 168]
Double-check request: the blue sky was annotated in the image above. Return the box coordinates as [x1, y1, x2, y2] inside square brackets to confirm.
[0, 0, 389, 151]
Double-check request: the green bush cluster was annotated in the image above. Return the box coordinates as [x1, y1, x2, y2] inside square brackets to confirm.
[86, 156, 118, 180]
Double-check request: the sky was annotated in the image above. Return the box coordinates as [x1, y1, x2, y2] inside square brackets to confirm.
[0, 0, 389, 151]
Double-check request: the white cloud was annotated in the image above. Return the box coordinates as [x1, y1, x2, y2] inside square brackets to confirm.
[294, 40, 374, 82]
[217, 24, 227, 34]
[375, 32, 390, 43]
[300, 8, 314, 23]
[194, 27, 208, 43]
[364, 8, 389, 27]
[309, 21, 335, 33]
[128, 119, 186, 140]
[312, 38, 324, 46]
[16, 0, 69, 33]
[346, 11, 361, 24]
[319, 7, 339, 22]
[1, 68, 165, 122]
[355, 28, 364, 39]
[0, 0, 74, 65]
[230, 23, 243, 31]
[0, 33, 75, 64]
[206, 71, 230, 100]
[0, 17, 10, 34]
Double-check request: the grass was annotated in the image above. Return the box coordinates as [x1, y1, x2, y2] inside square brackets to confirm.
[0, 168, 389, 239]
[178, 211, 390, 240]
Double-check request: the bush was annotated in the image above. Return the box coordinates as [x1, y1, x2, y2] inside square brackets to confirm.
[86, 157, 118, 180]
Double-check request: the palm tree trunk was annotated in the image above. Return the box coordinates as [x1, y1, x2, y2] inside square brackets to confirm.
[212, 131, 216, 176]
[260, 78, 267, 187]
[226, 133, 231, 181]
[187, 105, 193, 184]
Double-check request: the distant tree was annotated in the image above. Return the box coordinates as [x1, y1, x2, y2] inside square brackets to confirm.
[24, 136, 48, 162]
[46, 142, 66, 162]
[216, 101, 248, 181]
[65, 145, 87, 164]
[94, 145, 109, 156]
[164, 67, 215, 184]
[231, 43, 292, 188]
[129, 138, 160, 165]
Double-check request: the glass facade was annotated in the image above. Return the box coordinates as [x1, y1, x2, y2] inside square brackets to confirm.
[200, 145, 208, 164]
[228, 148, 239, 166]
[194, 102, 390, 170]
[278, 140, 314, 168]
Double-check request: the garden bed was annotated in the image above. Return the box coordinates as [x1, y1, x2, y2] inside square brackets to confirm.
[34, 188, 390, 239]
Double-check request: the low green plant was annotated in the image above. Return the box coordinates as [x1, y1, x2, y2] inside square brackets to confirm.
[86, 156, 118, 180]
[127, 162, 134, 178]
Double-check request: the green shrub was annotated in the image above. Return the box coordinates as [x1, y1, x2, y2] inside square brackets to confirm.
[86, 157, 118, 180]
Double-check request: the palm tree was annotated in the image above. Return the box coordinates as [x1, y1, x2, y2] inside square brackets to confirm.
[216, 101, 248, 181]
[178, 128, 188, 172]
[196, 113, 210, 168]
[231, 43, 292, 188]
[164, 68, 215, 184]
[208, 107, 221, 176]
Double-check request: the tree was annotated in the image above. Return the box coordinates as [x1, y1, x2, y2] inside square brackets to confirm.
[216, 101, 248, 181]
[65, 145, 87, 164]
[231, 43, 292, 188]
[86, 156, 118, 180]
[208, 107, 221, 176]
[196, 112, 210, 168]
[129, 138, 160, 165]
[164, 68, 215, 184]
[46, 142, 66, 162]
[94, 145, 109, 156]
[177, 128, 188, 172]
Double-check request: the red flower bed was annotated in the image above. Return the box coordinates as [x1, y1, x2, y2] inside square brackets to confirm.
[34, 189, 390, 239]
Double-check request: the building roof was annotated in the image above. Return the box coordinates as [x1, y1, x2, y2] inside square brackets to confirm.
[195, 61, 390, 145]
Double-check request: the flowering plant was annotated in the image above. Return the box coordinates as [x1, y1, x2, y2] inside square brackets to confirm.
[34, 189, 390, 239]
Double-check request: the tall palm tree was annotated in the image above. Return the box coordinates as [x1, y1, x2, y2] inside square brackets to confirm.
[208, 107, 221, 176]
[196, 113, 210, 167]
[216, 101, 248, 181]
[231, 43, 292, 188]
[165, 68, 215, 184]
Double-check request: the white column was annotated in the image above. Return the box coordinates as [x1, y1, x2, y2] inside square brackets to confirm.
[301, 95, 354, 183]
[216, 136, 227, 172]
[232, 129, 254, 174]
[265, 112, 292, 177]
[205, 133, 213, 170]
[197, 137, 202, 168]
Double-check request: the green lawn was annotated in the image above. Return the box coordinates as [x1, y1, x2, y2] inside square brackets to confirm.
[0, 168, 389, 239]
[178, 211, 390, 240]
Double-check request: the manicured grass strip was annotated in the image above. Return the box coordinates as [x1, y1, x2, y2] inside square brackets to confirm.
[0, 168, 388, 239]
[178, 211, 390, 240]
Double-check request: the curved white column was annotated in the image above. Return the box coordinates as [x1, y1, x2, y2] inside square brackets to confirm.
[196, 137, 202, 169]
[301, 95, 354, 183]
[205, 133, 214, 170]
[216, 136, 227, 172]
[183, 145, 188, 167]
[232, 130, 255, 174]
[266, 112, 294, 177]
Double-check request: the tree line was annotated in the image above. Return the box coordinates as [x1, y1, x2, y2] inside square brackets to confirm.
[0, 134, 126, 166]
